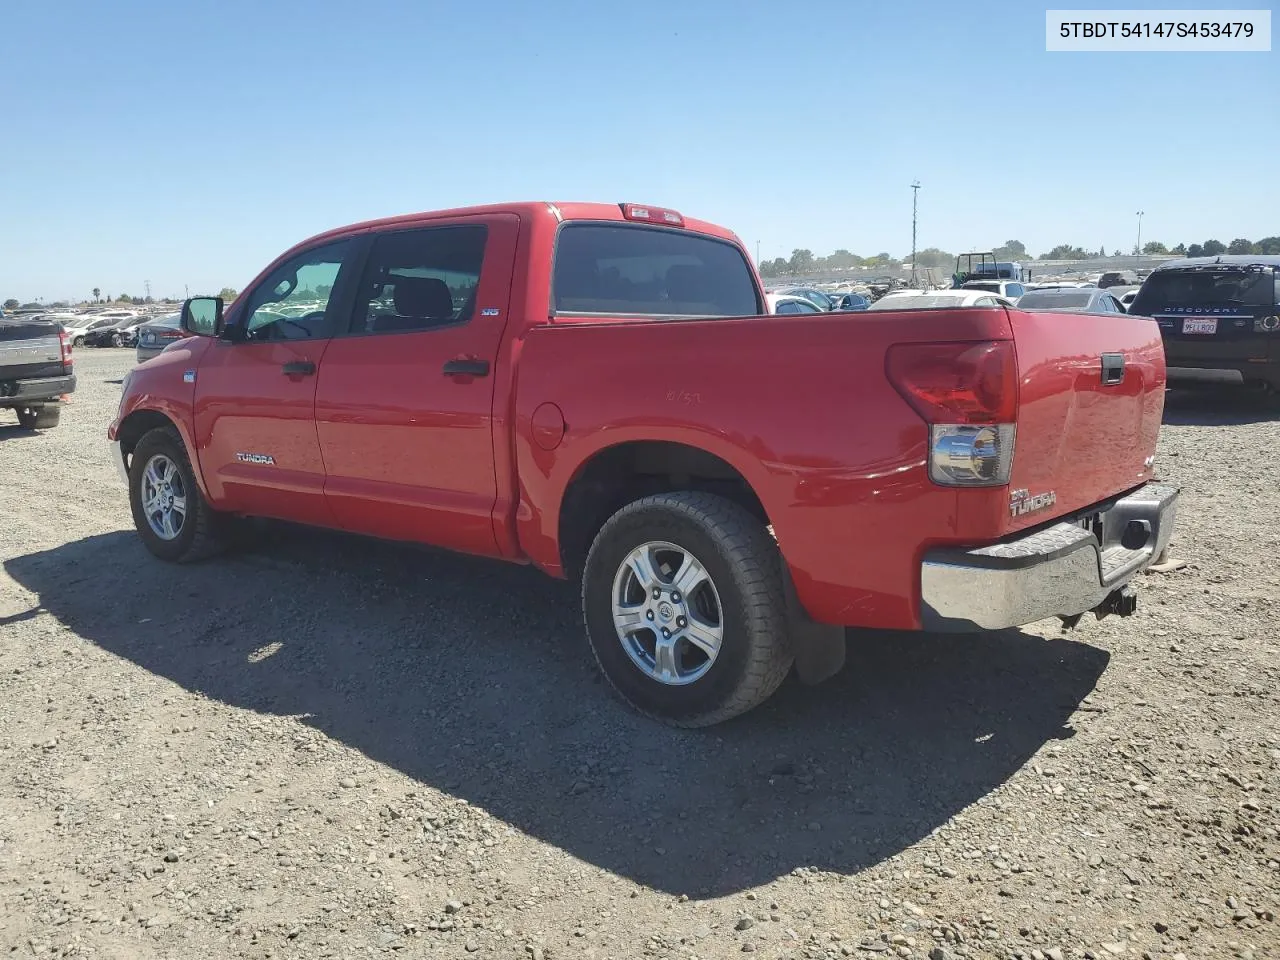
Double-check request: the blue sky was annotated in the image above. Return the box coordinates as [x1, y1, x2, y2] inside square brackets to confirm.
[2, 0, 1276, 302]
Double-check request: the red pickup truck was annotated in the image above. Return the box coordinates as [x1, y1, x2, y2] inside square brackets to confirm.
[109, 201, 1178, 726]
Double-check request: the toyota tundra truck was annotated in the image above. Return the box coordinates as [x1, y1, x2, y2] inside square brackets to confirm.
[109, 201, 1178, 726]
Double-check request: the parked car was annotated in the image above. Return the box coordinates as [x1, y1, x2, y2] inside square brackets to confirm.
[1015, 288, 1126, 314]
[961, 279, 1026, 300]
[765, 293, 826, 314]
[110, 200, 1178, 727]
[1128, 254, 1280, 390]
[867, 289, 1016, 310]
[773, 286, 835, 310]
[1098, 270, 1140, 289]
[83, 317, 140, 347]
[1118, 289, 1141, 310]
[832, 292, 870, 311]
[0, 313, 75, 429]
[134, 314, 185, 362]
[61, 315, 116, 347]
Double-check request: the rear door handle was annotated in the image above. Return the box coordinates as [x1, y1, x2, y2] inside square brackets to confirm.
[282, 361, 316, 376]
[442, 359, 490, 377]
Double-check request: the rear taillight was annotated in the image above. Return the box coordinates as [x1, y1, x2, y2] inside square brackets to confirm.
[887, 340, 1018, 487]
[58, 330, 73, 369]
[1254, 315, 1280, 333]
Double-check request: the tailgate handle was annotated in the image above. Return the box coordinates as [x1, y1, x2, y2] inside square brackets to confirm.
[1100, 353, 1125, 385]
[443, 358, 490, 377]
[282, 360, 316, 376]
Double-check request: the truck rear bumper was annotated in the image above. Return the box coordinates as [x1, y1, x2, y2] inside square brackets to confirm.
[0, 374, 76, 403]
[920, 482, 1179, 632]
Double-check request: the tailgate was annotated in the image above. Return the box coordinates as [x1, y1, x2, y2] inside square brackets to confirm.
[1005, 308, 1165, 533]
[0, 322, 63, 379]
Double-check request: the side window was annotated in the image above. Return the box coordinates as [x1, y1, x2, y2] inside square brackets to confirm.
[796, 299, 822, 313]
[352, 225, 487, 334]
[775, 300, 801, 314]
[1006, 283, 1024, 299]
[241, 239, 353, 341]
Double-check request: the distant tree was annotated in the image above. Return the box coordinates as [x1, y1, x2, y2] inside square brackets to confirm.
[914, 247, 954, 269]
[1040, 244, 1089, 260]
[1227, 238, 1256, 255]
[992, 239, 1027, 260]
[1258, 237, 1280, 255]
[758, 260, 779, 278]
[825, 249, 860, 269]
[1112, 248, 1124, 257]
[1186, 243, 1204, 258]
[21, 302, 40, 309]
[218, 286, 238, 301]
[92, 287, 101, 303]
[1171, 243, 1187, 255]
[116, 294, 134, 304]
[2, 298, 18, 310]
[1201, 239, 1226, 256]
[788, 249, 814, 275]
[1143, 241, 1168, 255]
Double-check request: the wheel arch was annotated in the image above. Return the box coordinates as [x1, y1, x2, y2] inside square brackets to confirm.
[116, 408, 213, 500]
[556, 439, 772, 585]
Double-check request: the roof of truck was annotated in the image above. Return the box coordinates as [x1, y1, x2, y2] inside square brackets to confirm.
[300, 201, 744, 249]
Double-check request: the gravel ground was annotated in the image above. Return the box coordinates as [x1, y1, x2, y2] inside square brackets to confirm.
[1, 350, 1277, 960]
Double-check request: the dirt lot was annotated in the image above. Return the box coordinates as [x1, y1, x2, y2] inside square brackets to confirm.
[1, 349, 1277, 960]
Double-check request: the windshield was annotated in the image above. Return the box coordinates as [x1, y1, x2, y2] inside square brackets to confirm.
[1130, 268, 1278, 314]
[963, 281, 1000, 293]
[1018, 291, 1093, 309]
[552, 224, 760, 317]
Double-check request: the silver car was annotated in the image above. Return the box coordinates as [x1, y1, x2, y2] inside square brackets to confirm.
[1015, 287, 1127, 314]
[134, 314, 184, 362]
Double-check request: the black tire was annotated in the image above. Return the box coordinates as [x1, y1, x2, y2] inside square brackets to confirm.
[582, 491, 794, 727]
[128, 425, 230, 563]
[72, 336, 84, 348]
[16, 405, 59, 429]
[111, 332, 122, 347]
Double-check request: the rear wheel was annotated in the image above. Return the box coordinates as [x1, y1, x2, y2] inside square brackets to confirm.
[110, 332, 123, 347]
[582, 491, 793, 727]
[128, 426, 230, 562]
[72, 336, 84, 348]
[15, 405, 60, 429]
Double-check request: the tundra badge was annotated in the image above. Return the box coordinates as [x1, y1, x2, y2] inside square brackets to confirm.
[235, 452, 275, 465]
[1009, 488, 1057, 518]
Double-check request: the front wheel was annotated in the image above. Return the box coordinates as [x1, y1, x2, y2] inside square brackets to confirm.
[110, 332, 122, 347]
[72, 336, 84, 348]
[128, 426, 230, 562]
[582, 491, 794, 727]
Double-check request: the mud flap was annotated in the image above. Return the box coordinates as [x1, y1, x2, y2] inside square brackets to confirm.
[782, 570, 846, 685]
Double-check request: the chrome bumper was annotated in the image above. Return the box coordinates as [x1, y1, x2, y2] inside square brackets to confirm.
[921, 482, 1179, 632]
[109, 439, 129, 485]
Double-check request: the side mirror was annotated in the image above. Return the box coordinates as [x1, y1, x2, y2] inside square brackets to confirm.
[181, 297, 223, 337]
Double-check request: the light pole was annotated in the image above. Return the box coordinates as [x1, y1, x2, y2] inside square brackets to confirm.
[1135, 210, 1144, 261]
[910, 181, 921, 286]
[756, 240, 761, 265]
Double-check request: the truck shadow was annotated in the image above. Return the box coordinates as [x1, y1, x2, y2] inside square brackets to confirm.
[5, 527, 1108, 898]
[1162, 387, 1280, 426]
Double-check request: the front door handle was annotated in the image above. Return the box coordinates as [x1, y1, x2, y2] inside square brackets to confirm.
[442, 358, 490, 377]
[282, 360, 316, 376]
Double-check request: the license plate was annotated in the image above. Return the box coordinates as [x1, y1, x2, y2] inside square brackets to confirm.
[1183, 318, 1218, 335]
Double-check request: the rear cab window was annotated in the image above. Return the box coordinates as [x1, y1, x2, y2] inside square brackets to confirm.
[552, 223, 761, 318]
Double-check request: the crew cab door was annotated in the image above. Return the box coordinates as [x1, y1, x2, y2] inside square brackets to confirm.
[192, 236, 360, 526]
[314, 215, 519, 556]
